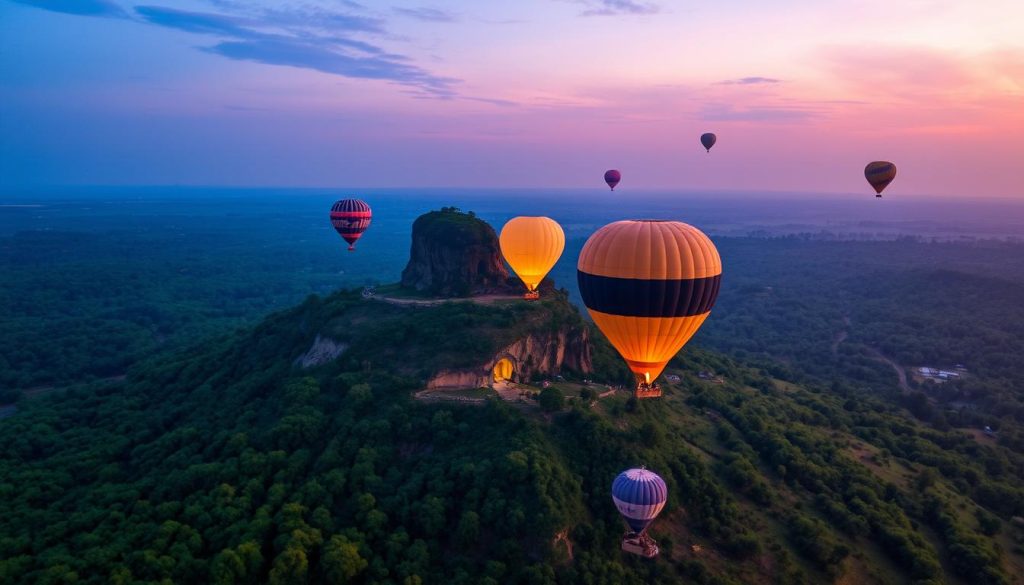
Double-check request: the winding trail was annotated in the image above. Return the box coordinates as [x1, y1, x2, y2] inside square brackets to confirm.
[864, 346, 911, 393]
[832, 315, 910, 393]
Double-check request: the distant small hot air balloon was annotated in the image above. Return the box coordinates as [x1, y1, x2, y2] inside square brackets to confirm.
[700, 133, 717, 153]
[612, 467, 667, 558]
[578, 220, 722, 398]
[604, 170, 621, 191]
[864, 161, 897, 197]
[330, 199, 372, 251]
[499, 216, 565, 300]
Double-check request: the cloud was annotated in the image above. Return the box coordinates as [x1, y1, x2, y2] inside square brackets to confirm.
[8, 0, 125, 17]
[130, 4, 457, 97]
[700, 103, 821, 122]
[393, 6, 457, 23]
[718, 76, 782, 85]
[822, 46, 976, 97]
[577, 0, 659, 16]
[207, 39, 458, 97]
[135, 5, 251, 36]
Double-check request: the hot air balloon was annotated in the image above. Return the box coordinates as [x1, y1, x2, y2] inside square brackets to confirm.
[499, 216, 565, 300]
[604, 169, 621, 191]
[330, 199, 372, 251]
[700, 132, 717, 153]
[864, 161, 897, 197]
[578, 220, 722, 398]
[612, 467, 667, 558]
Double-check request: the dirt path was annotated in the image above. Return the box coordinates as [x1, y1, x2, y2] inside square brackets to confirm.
[375, 293, 522, 307]
[864, 346, 911, 393]
[831, 330, 848, 356]
[832, 316, 852, 356]
[832, 315, 909, 393]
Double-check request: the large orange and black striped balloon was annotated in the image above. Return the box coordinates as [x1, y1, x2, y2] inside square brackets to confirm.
[578, 220, 722, 386]
[864, 161, 897, 197]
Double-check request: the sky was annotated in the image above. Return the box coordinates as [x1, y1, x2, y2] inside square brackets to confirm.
[1, 0, 1023, 197]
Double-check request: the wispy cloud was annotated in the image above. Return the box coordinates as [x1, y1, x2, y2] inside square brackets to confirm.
[8, 0, 125, 17]
[576, 0, 659, 16]
[9, 0, 458, 98]
[207, 39, 458, 97]
[393, 6, 457, 23]
[700, 102, 821, 122]
[130, 4, 459, 97]
[718, 76, 782, 85]
[135, 5, 251, 36]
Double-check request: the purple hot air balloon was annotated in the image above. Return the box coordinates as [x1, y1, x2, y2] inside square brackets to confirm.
[700, 132, 717, 153]
[612, 467, 667, 557]
[604, 169, 621, 191]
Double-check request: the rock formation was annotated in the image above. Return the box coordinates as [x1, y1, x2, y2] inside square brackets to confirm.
[295, 335, 348, 369]
[426, 324, 593, 389]
[400, 208, 514, 297]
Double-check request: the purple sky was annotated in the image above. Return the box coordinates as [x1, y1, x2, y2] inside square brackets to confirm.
[2, 0, 1023, 197]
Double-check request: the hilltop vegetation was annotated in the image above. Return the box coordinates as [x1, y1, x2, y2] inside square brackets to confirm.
[698, 237, 1024, 435]
[2, 290, 1022, 584]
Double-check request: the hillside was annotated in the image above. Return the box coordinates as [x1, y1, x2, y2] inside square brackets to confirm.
[2, 286, 1022, 584]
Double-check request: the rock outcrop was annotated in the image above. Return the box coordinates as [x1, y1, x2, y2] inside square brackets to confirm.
[400, 208, 513, 297]
[426, 325, 593, 389]
[295, 335, 348, 369]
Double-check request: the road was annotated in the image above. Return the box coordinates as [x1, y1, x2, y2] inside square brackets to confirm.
[864, 346, 911, 393]
[833, 315, 910, 393]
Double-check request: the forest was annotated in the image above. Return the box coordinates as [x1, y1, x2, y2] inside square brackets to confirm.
[3, 202, 1024, 583]
[2, 284, 1023, 583]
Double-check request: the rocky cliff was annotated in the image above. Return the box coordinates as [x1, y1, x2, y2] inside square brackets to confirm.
[400, 208, 513, 297]
[427, 324, 593, 389]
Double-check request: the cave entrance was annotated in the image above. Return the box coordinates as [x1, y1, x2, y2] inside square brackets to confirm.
[493, 358, 514, 383]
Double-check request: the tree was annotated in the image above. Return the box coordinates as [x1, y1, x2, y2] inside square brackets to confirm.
[456, 511, 481, 546]
[269, 549, 308, 585]
[322, 536, 367, 584]
[539, 387, 564, 412]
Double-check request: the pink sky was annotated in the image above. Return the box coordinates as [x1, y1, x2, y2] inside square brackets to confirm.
[2, 0, 1022, 197]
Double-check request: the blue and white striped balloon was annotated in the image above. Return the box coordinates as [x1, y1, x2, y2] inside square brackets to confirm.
[611, 468, 668, 534]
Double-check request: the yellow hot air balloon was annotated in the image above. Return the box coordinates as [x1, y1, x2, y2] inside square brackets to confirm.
[577, 220, 722, 398]
[499, 216, 565, 300]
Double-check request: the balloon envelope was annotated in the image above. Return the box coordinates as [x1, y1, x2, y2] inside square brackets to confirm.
[612, 468, 668, 534]
[577, 220, 722, 386]
[700, 133, 717, 152]
[330, 199, 372, 251]
[604, 170, 621, 191]
[864, 161, 897, 196]
[499, 216, 565, 294]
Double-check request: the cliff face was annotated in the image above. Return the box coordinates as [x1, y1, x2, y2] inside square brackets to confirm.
[400, 209, 512, 297]
[427, 324, 593, 389]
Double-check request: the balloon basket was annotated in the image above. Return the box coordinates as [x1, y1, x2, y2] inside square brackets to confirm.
[524, 291, 540, 301]
[635, 383, 662, 399]
[622, 532, 659, 558]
